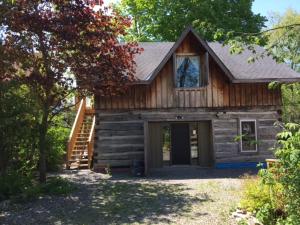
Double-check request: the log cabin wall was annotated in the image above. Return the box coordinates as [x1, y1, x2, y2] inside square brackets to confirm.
[93, 110, 280, 168]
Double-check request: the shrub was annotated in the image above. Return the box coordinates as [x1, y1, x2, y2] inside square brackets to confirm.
[0, 171, 33, 201]
[260, 123, 300, 225]
[40, 177, 76, 195]
[0, 173, 75, 202]
[240, 177, 285, 225]
[46, 125, 70, 172]
[240, 177, 271, 212]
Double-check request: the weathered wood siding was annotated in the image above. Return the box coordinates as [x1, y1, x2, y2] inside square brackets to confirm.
[94, 115, 144, 167]
[93, 109, 280, 167]
[95, 33, 281, 111]
[213, 112, 280, 163]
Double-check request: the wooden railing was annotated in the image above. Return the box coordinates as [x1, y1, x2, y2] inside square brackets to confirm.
[66, 98, 86, 168]
[87, 115, 95, 169]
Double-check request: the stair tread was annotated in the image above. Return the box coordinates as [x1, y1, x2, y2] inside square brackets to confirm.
[67, 113, 94, 170]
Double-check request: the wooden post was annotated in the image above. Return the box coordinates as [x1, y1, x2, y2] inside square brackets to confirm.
[87, 115, 96, 169]
[144, 121, 149, 176]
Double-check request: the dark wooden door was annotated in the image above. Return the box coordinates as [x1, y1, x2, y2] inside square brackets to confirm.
[171, 123, 191, 165]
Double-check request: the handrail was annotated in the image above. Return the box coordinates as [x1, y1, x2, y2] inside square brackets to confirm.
[87, 115, 96, 169]
[67, 98, 86, 168]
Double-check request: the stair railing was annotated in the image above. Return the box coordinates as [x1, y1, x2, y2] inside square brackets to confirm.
[67, 98, 86, 169]
[87, 115, 96, 169]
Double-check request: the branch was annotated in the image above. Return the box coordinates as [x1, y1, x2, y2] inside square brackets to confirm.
[236, 23, 300, 36]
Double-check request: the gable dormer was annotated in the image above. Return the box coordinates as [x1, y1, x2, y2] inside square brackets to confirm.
[174, 32, 209, 89]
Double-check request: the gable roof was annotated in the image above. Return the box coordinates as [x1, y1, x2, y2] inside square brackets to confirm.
[134, 27, 300, 84]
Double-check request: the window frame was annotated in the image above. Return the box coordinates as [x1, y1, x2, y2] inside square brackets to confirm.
[239, 119, 258, 153]
[174, 53, 202, 89]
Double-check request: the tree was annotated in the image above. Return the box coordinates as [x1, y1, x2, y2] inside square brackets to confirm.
[266, 10, 300, 123]
[268, 10, 300, 72]
[116, 0, 266, 41]
[0, 0, 140, 182]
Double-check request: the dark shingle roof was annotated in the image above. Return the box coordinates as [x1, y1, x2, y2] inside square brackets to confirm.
[135, 42, 174, 81]
[134, 41, 300, 83]
[208, 42, 300, 81]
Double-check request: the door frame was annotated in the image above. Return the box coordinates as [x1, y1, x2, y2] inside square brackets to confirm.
[145, 120, 214, 174]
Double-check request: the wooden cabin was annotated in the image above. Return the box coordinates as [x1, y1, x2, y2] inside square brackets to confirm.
[67, 27, 300, 172]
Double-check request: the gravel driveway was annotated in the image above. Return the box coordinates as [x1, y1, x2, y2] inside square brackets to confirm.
[0, 167, 256, 225]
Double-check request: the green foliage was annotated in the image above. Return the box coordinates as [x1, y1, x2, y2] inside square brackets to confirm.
[0, 173, 75, 201]
[116, 0, 266, 41]
[240, 178, 273, 212]
[281, 83, 300, 123]
[240, 123, 300, 224]
[255, 203, 277, 225]
[268, 10, 300, 72]
[46, 115, 72, 171]
[272, 123, 300, 224]
[240, 177, 285, 225]
[0, 81, 40, 175]
[39, 177, 76, 196]
[0, 171, 33, 201]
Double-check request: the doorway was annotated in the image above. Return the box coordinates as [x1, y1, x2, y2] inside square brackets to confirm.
[148, 121, 213, 169]
[171, 123, 191, 165]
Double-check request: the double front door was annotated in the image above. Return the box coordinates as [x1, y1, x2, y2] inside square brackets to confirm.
[148, 121, 213, 168]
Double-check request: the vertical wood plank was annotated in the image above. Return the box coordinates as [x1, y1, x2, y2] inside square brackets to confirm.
[212, 67, 218, 107]
[257, 84, 263, 106]
[223, 80, 229, 107]
[185, 90, 190, 108]
[179, 90, 185, 108]
[251, 84, 257, 106]
[241, 84, 246, 106]
[161, 70, 168, 108]
[235, 84, 241, 107]
[150, 80, 156, 108]
[245, 84, 252, 106]
[156, 75, 162, 108]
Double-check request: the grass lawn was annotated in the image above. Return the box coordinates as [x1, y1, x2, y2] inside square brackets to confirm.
[0, 170, 246, 225]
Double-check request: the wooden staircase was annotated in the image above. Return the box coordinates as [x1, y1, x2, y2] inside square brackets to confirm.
[67, 98, 95, 170]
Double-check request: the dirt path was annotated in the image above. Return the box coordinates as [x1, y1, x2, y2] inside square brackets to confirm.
[0, 168, 255, 225]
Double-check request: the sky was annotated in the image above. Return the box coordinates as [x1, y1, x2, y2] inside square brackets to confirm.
[252, 0, 300, 24]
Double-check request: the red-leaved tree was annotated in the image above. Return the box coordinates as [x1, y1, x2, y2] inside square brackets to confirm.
[0, 0, 141, 182]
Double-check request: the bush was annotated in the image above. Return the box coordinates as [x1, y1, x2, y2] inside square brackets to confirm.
[40, 177, 76, 195]
[240, 123, 300, 225]
[0, 173, 75, 202]
[0, 171, 33, 201]
[240, 177, 271, 212]
[46, 126, 70, 172]
[260, 123, 300, 225]
[240, 177, 285, 225]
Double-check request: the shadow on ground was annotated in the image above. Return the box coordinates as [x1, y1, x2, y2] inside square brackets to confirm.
[0, 177, 210, 225]
[0, 167, 255, 225]
[111, 167, 258, 181]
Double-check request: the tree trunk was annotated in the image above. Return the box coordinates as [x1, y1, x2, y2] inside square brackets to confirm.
[38, 109, 49, 183]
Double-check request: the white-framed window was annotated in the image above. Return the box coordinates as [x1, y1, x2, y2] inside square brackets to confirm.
[175, 55, 201, 88]
[240, 119, 258, 152]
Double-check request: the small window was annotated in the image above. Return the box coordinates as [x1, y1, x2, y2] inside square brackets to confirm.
[175, 55, 201, 88]
[240, 120, 258, 152]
